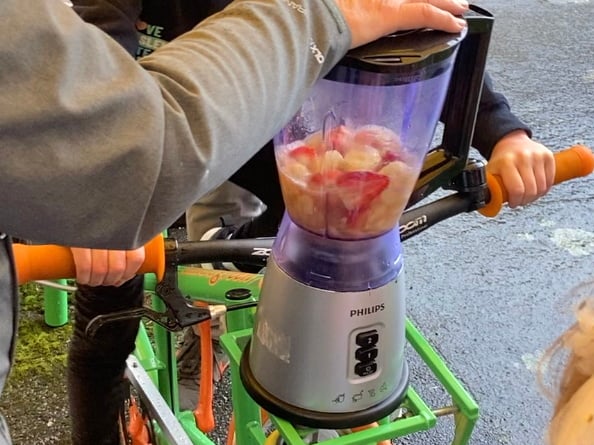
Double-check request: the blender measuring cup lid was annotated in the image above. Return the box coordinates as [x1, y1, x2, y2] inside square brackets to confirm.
[325, 27, 467, 85]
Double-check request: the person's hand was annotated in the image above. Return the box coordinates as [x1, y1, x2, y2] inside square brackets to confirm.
[486, 130, 556, 208]
[70, 247, 146, 287]
[336, 0, 469, 49]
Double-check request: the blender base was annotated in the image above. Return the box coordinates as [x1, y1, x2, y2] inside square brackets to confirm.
[240, 340, 410, 430]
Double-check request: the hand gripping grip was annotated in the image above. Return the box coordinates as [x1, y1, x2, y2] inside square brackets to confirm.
[479, 144, 594, 217]
[12, 234, 166, 285]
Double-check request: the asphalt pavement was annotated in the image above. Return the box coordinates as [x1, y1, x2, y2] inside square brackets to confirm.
[400, 0, 594, 443]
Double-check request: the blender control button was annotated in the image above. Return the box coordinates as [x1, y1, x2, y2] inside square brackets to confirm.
[355, 346, 378, 362]
[354, 361, 377, 377]
[355, 330, 379, 347]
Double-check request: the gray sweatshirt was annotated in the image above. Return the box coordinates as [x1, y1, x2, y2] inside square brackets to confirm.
[0, 0, 350, 440]
[0, 0, 350, 247]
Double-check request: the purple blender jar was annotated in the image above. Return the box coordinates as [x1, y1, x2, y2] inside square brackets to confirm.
[241, 27, 468, 429]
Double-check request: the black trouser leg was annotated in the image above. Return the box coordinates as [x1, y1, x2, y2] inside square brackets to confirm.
[68, 276, 144, 445]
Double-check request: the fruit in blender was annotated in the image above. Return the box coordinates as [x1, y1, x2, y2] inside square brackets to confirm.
[277, 124, 421, 239]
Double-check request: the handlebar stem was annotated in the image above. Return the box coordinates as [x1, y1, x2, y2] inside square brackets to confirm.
[446, 158, 489, 209]
[400, 158, 489, 241]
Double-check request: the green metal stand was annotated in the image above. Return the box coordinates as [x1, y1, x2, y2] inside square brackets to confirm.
[220, 318, 479, 445]
[43, 279, 69, 327]
[136, 266, 478, 445]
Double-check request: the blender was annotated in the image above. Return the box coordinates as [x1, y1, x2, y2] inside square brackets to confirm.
[241, 8, 493, 429]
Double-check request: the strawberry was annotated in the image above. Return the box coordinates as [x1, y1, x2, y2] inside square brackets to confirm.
[308, 169, 342, 188]
[381, 150, 402, 163]
[289, 145, 316, 159]
[287, 145, 320, 172]
[335, 171, 389, 225]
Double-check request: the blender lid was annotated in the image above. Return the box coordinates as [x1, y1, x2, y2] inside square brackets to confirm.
[325, 27, 467, 85]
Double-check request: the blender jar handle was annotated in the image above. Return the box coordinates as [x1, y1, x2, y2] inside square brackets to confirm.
[440, 5, 494, 164]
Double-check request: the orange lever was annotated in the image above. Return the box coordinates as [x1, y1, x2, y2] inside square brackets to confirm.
[480, 144, 594, 217]
[127, 398, 152, 445]
[194, 304, 216, 433]
[12, 234, 166, 285]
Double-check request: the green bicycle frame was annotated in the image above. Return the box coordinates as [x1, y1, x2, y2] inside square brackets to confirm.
[134, 266, 478, 445]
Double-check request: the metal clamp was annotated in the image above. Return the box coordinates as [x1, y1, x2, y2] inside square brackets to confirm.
[85, 265, 222, 337]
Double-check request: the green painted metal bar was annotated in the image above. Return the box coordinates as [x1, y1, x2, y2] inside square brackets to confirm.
[451, 411, 478, 445]
[405, 319, 479, 445]
[222, 330, 442, 445]
[224, 287, 257, 334]
[177, 411, 216, 445]
[43, 279, 69, 326]
[247, 420, 268, 444]
[221, 329, 265, 445]
[152, 294, 180, 414]
[134, 322, 162, 385]
[177, 266, 264, 304]
[405, 386, 437, 427]
[405, 319, 478, 417]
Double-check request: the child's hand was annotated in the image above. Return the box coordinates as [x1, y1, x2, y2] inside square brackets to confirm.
[486, 130, 555, 208]
[70, 247, 145, 287]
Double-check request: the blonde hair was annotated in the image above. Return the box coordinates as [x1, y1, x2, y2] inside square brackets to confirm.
[538, 285, 594, 445]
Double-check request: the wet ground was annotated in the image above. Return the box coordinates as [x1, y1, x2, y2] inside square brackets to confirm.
[0, 285, 72, 445]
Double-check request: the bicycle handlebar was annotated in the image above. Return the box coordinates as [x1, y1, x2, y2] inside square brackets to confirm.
[13, 234, 166, 285]
[12, 145, 593, 285]
[479, 144, 594, 217]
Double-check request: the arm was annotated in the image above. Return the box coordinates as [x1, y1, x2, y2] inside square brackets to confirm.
[0, 0, 349, 249]
[0, 0, 466, 249]
[472, 72, 532, 159]
[473, 74, 555, 208]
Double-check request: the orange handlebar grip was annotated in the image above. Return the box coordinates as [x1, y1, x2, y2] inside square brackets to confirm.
[13, 244, 77, 285]
[141, 234, 166, 282]
[553, 144, 594, 183]
[480, 144, 594, 217]
[13, 234, 165, 285]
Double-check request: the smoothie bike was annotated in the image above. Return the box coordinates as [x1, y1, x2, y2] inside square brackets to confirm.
[12, 5, 594, 445]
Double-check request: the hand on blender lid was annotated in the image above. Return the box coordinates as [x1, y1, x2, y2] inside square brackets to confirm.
[335, 0, 468, 49]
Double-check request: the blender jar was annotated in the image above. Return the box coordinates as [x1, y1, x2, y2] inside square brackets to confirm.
[274, 29, 466, 240]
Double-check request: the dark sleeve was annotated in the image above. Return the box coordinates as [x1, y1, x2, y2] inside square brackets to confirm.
[72, 0, 141, 55]
[471, 72, 533, 159]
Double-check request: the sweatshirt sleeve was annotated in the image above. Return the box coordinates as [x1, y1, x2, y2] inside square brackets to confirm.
[72, 0, 142, 55]
[471, 72, 533, 159]
[0, 0, 350, 249]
